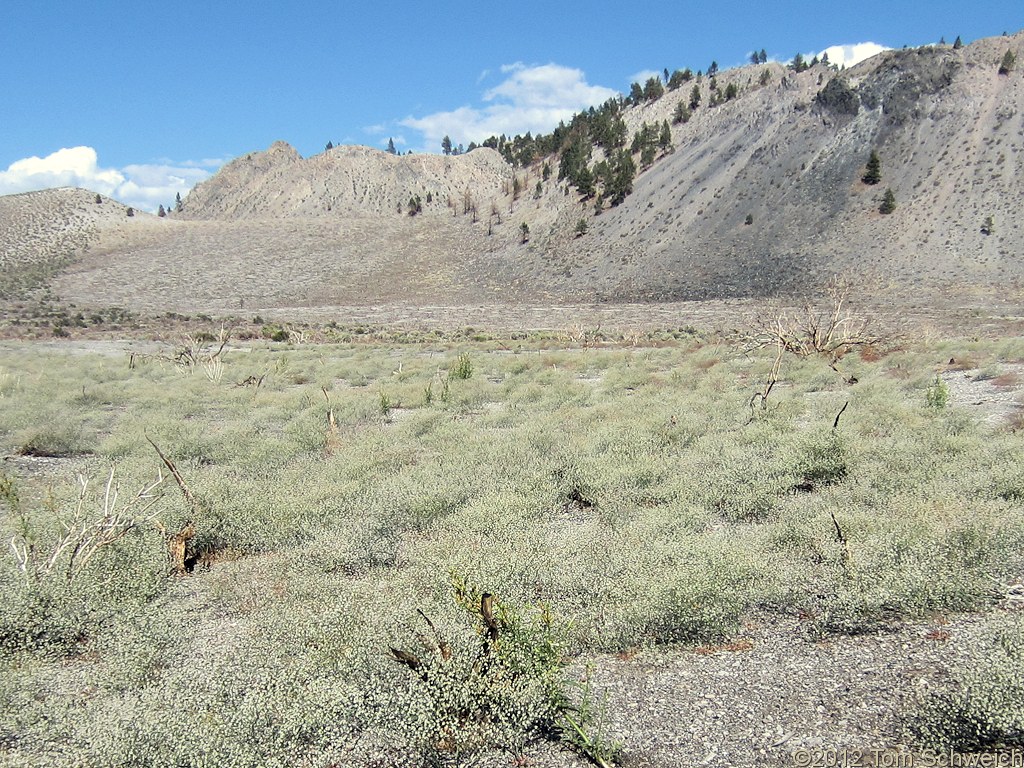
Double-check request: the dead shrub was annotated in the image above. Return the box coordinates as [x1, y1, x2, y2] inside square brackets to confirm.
[746, 276, 882, 377]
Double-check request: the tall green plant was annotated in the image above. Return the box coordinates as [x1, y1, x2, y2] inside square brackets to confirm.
[387, 577, 621, 765]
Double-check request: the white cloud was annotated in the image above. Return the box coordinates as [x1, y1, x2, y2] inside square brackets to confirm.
[628, 70, 662, 87]
[0, 146, 217, 212]
[819, 42, 889, 69]
[401, 63, 618, 152]
[0, 147, 125, 196]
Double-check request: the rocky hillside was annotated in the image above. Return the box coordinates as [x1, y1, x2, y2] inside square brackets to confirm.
[182, 142, 513, 219]
[568, 31, 1024, 301]
[0, 188, 156, 298]
[3, 31, 1023, 316]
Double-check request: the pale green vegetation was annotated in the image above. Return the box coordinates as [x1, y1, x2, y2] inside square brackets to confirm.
[0, 333, 1022, 764]
[912, 617, 1024, 752]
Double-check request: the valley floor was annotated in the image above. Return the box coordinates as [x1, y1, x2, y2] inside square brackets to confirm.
[0, 327, 1022, 767]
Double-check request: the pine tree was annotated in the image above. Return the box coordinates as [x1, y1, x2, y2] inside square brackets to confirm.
[643, 76, 665, 101]
[605, 150, 635, 206]
[175, 192, 183, 212]
[862, 150, 882, 185]
[672, 101, 691, 124]
[879, 188, 896, 214]
[667, 69, 687, 90]
[386, 137, 397, 154]
[325, 141, 333, 151]
[574, 165, 595, 198]
[999, 49, 1016, 75]
[658, 120, 672, 151]
[157, 204, 166, 217]
[953, 36, 963, 50]
[94, 193, 102, 204]
[519, 222, 530, 243]
[441, 135, 453, 155]
[689, 84, 701, 110]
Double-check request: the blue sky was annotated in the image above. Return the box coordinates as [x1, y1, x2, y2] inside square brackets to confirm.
[1, 0, 1020, 210]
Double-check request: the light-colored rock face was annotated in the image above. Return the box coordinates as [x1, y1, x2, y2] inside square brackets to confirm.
[4, 31, 1024, 311]
[182, 144, 514, 220]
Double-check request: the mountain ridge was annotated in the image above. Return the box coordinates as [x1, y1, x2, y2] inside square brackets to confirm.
[2, 30, 1023, 317]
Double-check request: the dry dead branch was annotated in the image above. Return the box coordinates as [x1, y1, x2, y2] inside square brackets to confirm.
[389, 607, 456, 681]
[748, 343, 784, 423]
[9, 467, 165, 583]
[146, 436, 205, 573]
[140, 327, 233, 380]
[146, 435, 201, 516]
[830, 511, 854, 573]
[322, 387, 341, 455]
[416, 608, 453, 662]
[747, 277, 880, 377]
[566, 323, 603, 349]
[832, 401, 849, 430]
[234, 374, 265, 389]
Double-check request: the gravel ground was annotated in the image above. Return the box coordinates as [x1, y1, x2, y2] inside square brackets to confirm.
[330, 608, 1019, 768]
[585, 613, 974, 768]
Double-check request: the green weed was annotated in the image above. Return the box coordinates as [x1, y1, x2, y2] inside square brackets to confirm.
[926, 375, 950, 409]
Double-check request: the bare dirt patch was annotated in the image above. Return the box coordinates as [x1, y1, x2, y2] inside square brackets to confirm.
[941, 361, 1024, 428]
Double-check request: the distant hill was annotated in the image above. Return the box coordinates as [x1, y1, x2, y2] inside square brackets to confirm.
[2, 30, 1022, 318]
[183, 141, 513, 219]
[0, 188, 148, 298]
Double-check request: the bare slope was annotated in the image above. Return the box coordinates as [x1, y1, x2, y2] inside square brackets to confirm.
[546, 31, 1024, 301]
[5, 31, 1023, 316]
[182, 143, 514, 219]
[0, 188, 153, 297]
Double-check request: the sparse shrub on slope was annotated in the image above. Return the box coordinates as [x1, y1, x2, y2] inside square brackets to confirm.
[815, 77, 860, 115]
[999, 49, 1016, 75]
[863, 150, 883, 185]
[879, 187, 897, 215]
